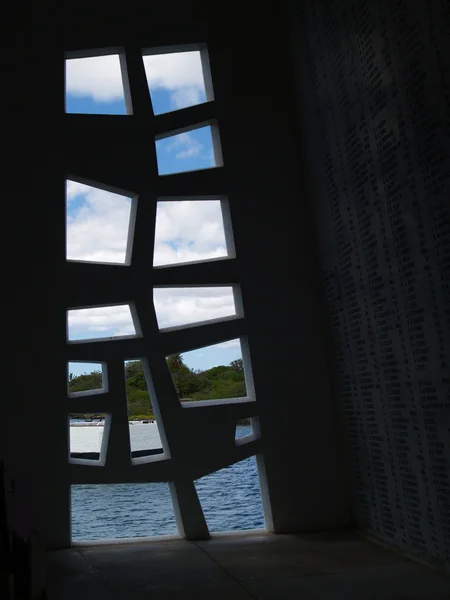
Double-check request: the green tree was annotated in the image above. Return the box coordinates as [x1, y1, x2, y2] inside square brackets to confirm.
[68, 370, 102, 393]
[230, 359, 244, 374]
[166, 353, 197, 398]
[125, 361, 147, 391]
[125, 361, 153, 417]
[68, 355, 247, 417]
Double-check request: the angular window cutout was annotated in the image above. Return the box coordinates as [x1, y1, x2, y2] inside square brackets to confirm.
[71, 483, 177, 540]
[195, 456, 264, 533]
[125, 360, 163, 459]
[143, 50, 209, 115]
[66, 180, 134, 265]
[68, 362, 105, 396]
[153, 200, 229, 267]
[65, 54, 127, 115]
[155, 125, 220, 175]
[154, 286, 236, 330]
[167, 339, 246, 403]
[235, 419, 253, 442]
[69, 414, 106, 461]
[67, 304, 139, 343]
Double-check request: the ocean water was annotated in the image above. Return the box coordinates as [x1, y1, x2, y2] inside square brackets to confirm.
[71, 424, 264, 540]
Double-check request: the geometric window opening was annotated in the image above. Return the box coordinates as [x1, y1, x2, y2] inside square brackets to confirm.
[194, 456, 265, 533]
[65, 54, 127, 115]
[155, 125, 221, 176]
[68, 362, 105, 396]
[66, 180, 134, 265]
[143, 50, 210, 115]
[124, 360, 163, 459]
[153, 286, 237, 330]
[67, 304, 139, 343]
[69, 414, 106, 462]
[166, 339, 246, 404]
[235, 418, 254, 442]
[153, 199, 229, 267]
[71, 483, 178, 541]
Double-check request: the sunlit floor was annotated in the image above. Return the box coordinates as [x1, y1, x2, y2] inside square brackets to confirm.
[46, 529, 450, 599]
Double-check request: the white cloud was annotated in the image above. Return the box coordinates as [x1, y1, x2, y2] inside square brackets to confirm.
[176, 142, 202, 160]
[67, 289, 239, 341]
[66, 181, 132, 264]
[163, 132, 203, 159]
[143, 51, 205, 110]
[154, 200, 227, 266]
[67, 190, 233, 340]
[65, 55, 124, 101]
[153, 287, 236, 329]
[143, 51, 204, 94]
[68, 305, 136, 340]
[170, 85, 203, 110]
[67, 189, 227, 267]
[65, 51, 206, 110]
[66, 180, 90, 203]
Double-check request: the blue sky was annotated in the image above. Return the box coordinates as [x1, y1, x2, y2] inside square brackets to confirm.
[65, 51, 241, 377]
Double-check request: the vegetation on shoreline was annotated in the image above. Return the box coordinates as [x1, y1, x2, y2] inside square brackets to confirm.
[69, 355, 246, 421]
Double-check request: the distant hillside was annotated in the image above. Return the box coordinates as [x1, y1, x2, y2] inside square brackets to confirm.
[69, 355, 245, 419]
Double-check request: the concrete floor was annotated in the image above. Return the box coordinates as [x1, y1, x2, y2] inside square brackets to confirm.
[46, 529, 450, 599]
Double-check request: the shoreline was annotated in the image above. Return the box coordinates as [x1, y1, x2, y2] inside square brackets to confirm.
[70, 418, 251, 426]
[70, 420, 156, 427]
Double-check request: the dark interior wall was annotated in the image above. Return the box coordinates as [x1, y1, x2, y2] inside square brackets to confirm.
[7, 3, 350, 546]
[287, 0, 450, 569]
